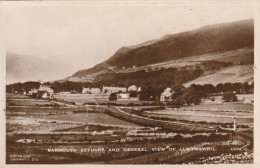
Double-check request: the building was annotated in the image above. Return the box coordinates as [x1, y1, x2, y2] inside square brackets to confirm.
[38, 85, 54, 98]
[128, 85, 142, 92]
[103, 86, 127, 94]
[28, 88, 38, 95]
[108, 66, 116, 70]
[42, 92, 49, 99]
[91, 88, 101, 94]
[117, 93, 130, 100]
[82, 87, 91, 94]
[82, 87, 101, 94]
[160, 88, 174, 102]
[59, 92, 72, 95]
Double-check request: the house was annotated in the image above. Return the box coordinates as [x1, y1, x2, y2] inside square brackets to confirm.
[117, 93, 130, 100]
[82, 87, 91, 94]
[160, 88, 174, 102]
[103, 86, 127, 94]
[38, 85, 54, 98]
[128, 85, 141, 92]
[28, 88, 38, 95]
[82, 87, 101, 94]
[128, 85, 137, 91]
[91, 88, 101, 94]
[108, 66, 116, 70]
[42, 92, 48, 99]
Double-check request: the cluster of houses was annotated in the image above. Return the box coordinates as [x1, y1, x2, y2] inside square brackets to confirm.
[27, 85, 54, 98]
[82, 85, 173, 102]
[82, 85, 142, 100]
[20, 83, 174, 102]
[82, 85, 142, 94]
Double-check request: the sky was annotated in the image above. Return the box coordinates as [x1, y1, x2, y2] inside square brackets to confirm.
[5, 0, 255, 82]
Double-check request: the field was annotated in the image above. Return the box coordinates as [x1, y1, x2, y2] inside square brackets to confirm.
[53, 93, 154, 105]
[142, 103, 253, 125]
[182, 102, 253, 111]
[34, 113, 140, 127]
[183, 64, 253, 87]
[6, 93, 254, 164]
[201, 94, 254, 105]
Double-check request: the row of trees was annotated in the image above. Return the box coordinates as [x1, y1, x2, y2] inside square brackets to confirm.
[6, 81, 41, 93]
[189, 82, 253, 95]
[6, 81, 102, 94]
[97, 67, 204, 88]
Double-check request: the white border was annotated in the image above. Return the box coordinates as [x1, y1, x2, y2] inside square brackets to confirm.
[0, 0, 259, 168]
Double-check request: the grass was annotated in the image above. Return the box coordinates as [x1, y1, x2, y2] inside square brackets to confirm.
[33, 113, 141, 127]
[182, 103, 253, 111]
[53, 94, 155, 106]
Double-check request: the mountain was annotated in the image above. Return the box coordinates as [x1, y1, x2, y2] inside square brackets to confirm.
[70, 19, 253, 79]
[106, 19, 253, 67]
[6, 52, 70, 84]
[68, 19, 254, 86]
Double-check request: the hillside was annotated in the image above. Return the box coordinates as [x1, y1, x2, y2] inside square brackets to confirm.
[68, 19, 254, 86]
[105, 19, 253, 67]
[183, 64, 254, 87]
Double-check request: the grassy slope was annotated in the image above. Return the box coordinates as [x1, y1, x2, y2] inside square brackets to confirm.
[183, 64, 254, 87]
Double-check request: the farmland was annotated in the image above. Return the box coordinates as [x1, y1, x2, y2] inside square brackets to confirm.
[142, 103, 253, 125]
[53, 93, 155, 105]
[6, 93, 254, 164]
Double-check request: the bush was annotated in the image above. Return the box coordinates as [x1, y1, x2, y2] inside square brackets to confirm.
[109, 92, 117, 101]
[222, 92, 237, 102]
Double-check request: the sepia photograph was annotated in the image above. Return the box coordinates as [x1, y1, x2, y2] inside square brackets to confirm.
[1, 0, 259, 166]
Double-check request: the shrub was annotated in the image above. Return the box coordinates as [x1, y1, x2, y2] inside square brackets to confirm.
[109, 92, 117, 101]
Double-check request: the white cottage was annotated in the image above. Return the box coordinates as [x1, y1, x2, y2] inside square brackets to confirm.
[117, 93, 130, 100]
[82, 87, 91, 94]
[128, 85, 142, 92]
[160, 88, 174, 102]
[82, 87, 101, 94]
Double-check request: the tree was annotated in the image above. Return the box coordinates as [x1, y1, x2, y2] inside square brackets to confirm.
[109, 92, 117, 101]
[222, 92, 237, 102]
[139, 87, 163, 101]
[242, 82, 250, 93]
[172, 87, 207, 106]
[216, 83, 224, 94]
[129, 91, 138, 98]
